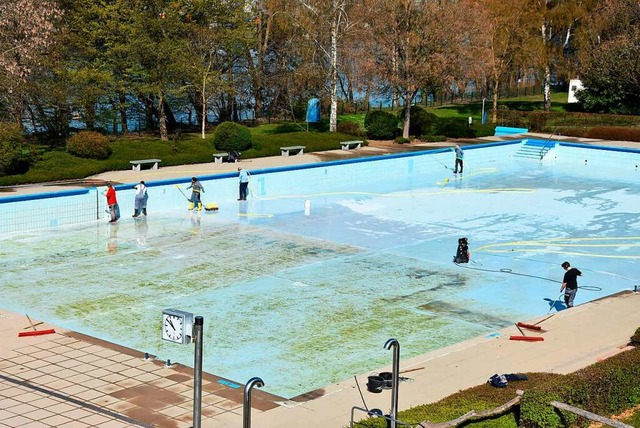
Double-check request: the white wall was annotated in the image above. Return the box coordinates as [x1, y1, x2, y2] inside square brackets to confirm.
[568, 79, 584, 103]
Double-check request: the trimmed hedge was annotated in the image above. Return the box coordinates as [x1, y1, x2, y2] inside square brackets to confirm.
[496, 109, 640, 133]
[586, 126, 640, 142]
[212, 121, 253, 152]
[66, 131, 112, 160]
[365, 110, 399, 139]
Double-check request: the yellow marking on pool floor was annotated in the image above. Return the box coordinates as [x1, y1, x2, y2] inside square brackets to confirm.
[474, 237, 640, 260]
[238, 213, 274, 218]
[258, 187, 535, 201]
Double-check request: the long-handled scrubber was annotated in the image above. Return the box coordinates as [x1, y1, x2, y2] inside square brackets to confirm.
[175, 184, 219, 212]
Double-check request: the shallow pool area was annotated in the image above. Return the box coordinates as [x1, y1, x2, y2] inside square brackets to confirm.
[1, 141, 640, 398]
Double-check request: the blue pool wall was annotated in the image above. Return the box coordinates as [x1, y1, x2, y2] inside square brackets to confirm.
[2, 140, 640, 234]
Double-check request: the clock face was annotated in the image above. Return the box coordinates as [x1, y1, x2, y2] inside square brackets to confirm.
[163, 314, 184, 343]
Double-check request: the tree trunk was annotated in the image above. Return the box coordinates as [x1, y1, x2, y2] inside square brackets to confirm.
[492, 80, 499, 124]
[402, 91, 415, 139]
[157, 92, 168, 141]
[84, 101, 96, 130]
[201, 75, 207, 139]
[543, 63, 551, 112]
[119, 92, 128, 134]
[329, 0, 339, 132]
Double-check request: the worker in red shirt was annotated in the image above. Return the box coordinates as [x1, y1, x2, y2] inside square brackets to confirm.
[105, 181, 120, 223]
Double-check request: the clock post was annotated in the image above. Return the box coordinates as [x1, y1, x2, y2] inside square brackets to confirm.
[193, 316, 203, 428]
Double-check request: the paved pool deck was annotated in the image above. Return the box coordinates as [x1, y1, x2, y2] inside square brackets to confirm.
[1, 134, 639, 427]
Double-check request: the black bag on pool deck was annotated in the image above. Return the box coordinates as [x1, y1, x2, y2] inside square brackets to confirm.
[488, 374, 508, 388]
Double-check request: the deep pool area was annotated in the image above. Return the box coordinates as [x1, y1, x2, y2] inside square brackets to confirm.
[1, 140, 639, 398]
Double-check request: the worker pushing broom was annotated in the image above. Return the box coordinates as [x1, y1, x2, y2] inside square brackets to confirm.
[175, 177, 218, 212]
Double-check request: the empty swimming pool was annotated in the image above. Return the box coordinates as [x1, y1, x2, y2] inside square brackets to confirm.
[1, 140, 639, 398]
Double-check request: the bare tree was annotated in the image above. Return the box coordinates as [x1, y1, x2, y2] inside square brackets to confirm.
[0, 0, 62, 123]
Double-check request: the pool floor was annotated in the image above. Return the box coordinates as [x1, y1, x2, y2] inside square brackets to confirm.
[1, 152, 639, 398]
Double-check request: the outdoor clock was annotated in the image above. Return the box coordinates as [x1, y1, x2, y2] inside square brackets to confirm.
[162, 309, 194, 344]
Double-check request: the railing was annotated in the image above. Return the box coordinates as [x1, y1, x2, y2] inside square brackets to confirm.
[539, 131, 560, 159]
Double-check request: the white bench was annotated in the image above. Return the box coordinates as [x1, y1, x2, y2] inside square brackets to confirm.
[213, 153, 228, 164]
[130, 159, 161, 172]
[280, 146, 305, 157]
[340, 140, 363, 150]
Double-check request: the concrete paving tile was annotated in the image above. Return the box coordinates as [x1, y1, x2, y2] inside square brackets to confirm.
[15, 421, 50, 428]
[64, 372, 92, 384]
[9, 402, 38, 415]
[92, 394, 121, 408]
[80, 378, 109, 389]
[96, 420, 135, 428]
[93, 349, 120, 359]
[66, 341, 91, 350]
[61, 421, 93, 428]
[59, 384, 89, 395]
[3, 415, 35, 426]
[101, 373, 127, 383]
[94, 383, 124, 394]
[22, 408, 56, 421]
[76, 413, 111, 426]
[118, 367, 145, 378]
[1, 365, 28, 376]
[28, 396, 63, 408]
[61, 349, 87, 359]
[74, 388, 105, 401]
[9, 354, 36, 365]
[54, 358, 84, 369]
[114, 378, 139, 389]
[0, 409, 15, 419]
[13, 368, 43, 381]
[29, 350, 56, 360]
[42, 354, 69, 364]
[30, 373, 61, 386]
[133, 372, 159, 383]
[76, 353, 103, 364]
[158, 404, 192, 418]
[165, 382, 192, 394]
[12, 392, 44, 404]
[61, 408, 96, 421]
[46, 401, 79, 414]
[40, 414, 75, 426]
[107, 353, 133, 363]
[85, 368, 111, 378]
[70, 363, 99, 375]
[105, 400, 137, 413]
[213, 399, 243, 411]
[44, 378, 74, 390]
[149, 377, 178, 389]
[14, 346, 40, 355]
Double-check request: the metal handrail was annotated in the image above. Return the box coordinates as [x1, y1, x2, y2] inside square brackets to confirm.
[539, 130, 560, 159]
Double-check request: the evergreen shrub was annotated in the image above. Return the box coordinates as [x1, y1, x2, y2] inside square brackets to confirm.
[436, 119, 476, 138]
[66, 131, 112, 160]
[0, 123, 30, 176]
[337, 120, 364, 137]
[213, 121, 253, 151]
[364, 110, 398, 139]
[399, 106, 439, 136]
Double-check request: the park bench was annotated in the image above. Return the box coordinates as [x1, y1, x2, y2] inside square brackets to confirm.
[213, 153, 228, 164]
[130, 159, 161, 172]
[340, 140, 363, 150]
[280, 145, 305, 156]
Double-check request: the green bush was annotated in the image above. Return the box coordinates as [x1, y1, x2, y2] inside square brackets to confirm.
[631, 327, 640, 346]
[0, 123, 30, 176]
[399, 106, 439, 136]
[394, 136, 412, 144]
[337, 120, 364, 137]
[436, 119, 476, 138]
[420, 135, 447, 142]
[364, 110, 399, 139]
[212, 121, 253, 151]
[66, 131, 112, 160]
